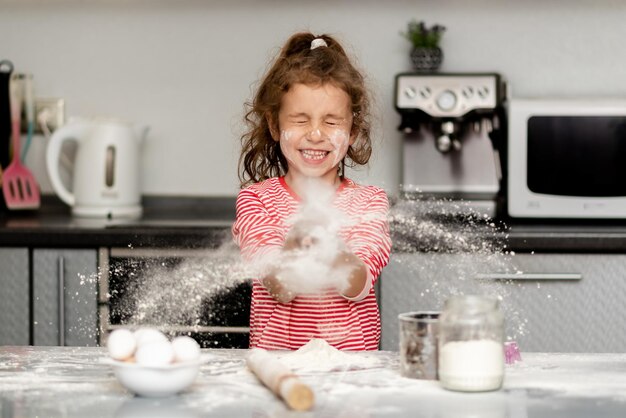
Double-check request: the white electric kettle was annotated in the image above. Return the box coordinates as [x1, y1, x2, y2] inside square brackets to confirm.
[46, 117, 148, 219]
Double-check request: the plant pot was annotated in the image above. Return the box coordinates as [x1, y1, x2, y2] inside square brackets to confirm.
[410, 47, 443, 72]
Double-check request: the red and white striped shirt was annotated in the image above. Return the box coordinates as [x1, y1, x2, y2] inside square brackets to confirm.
[232, 177, 391, 351]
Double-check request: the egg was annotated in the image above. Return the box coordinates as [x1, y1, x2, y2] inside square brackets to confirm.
[172, 336, 201, 363]
[135, 341, 175, 367]
[133, 328, 168, 347]
[107, 329, 137, 360]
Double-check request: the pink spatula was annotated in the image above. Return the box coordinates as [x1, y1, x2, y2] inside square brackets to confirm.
[2, 74, 40, 209]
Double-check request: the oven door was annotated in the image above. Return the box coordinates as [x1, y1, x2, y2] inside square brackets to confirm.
[98, 247, 251, 348]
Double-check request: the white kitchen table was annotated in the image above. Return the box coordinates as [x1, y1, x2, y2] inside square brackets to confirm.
[1, 346, 625, 417]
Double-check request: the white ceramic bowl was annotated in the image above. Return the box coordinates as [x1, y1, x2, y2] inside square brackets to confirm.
[105, 358, 203, 397]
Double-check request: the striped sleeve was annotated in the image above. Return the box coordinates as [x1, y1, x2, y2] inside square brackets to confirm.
[231, 187, 284, 262]
[345, 188, 392, 283]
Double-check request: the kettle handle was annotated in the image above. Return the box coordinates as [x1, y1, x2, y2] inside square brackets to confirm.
[46, 122, 89, 206]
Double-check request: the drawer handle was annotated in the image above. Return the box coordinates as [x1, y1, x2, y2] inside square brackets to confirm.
[476, 273, 582, 281]
[58, 256, 65, 346]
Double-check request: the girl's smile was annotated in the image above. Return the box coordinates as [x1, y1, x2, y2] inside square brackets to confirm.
[274, 83, 354, 188]
[300, 149, 328, 161]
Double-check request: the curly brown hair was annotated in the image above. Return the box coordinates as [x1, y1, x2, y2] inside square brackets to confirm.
[238, 32, 372, 187]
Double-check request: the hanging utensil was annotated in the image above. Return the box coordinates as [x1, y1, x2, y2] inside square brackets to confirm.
[21, 74, 34, 161]
[2, 73, 40, 210]
[0, 60, 13, 189]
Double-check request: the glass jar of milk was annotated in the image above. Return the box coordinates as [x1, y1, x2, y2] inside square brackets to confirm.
[438, 295, 504, 392]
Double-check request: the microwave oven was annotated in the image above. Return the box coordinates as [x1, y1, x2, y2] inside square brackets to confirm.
[507, 99, 626, 218]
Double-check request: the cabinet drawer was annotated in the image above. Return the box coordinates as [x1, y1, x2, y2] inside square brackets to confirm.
[487, 254, 626, 353]
[33, 249, 98, 346]
[381, 253, 626, 353]
[0, 248, 29, 345]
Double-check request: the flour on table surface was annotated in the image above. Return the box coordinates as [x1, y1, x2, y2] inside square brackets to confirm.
[504, 353, 626, 401]
[311, 352, 626, 403]
[278, 338, 381, 372]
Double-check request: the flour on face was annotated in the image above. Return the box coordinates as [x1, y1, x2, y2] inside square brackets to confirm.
[279, 129, 297, 166]
[280, 126, 350, 174]
[327, 128, 350, 166]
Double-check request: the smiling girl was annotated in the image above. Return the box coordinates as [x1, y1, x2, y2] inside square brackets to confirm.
[232, 32, 391, 350]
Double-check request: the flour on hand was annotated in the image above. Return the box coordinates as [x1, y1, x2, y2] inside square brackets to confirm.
[275, 178, 355, 295]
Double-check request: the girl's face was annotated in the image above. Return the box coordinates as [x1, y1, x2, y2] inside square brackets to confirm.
[273, 82, 354, 188]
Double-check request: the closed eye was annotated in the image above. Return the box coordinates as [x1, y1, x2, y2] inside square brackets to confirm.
[325, 119, 344, 127]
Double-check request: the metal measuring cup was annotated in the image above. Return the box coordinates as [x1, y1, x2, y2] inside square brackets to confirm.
[398, 311, 440, 380]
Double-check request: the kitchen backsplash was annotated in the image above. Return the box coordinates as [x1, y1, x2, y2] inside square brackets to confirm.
[2, 0, 626, 197]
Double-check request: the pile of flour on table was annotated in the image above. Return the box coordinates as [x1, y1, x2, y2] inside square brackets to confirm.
[279, 338, 380, 372]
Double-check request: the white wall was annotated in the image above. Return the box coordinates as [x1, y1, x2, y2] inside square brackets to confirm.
[2, 0, 626, 197]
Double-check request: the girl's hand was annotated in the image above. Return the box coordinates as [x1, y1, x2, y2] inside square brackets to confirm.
[262, 262, 299, 304]
[332, 251, 369, 299]
[284, 219, 326, 250]
[262, 274, 296, 304]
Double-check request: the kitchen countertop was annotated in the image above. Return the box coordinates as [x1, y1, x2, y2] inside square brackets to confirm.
[2, 196, 626, 251]
[0, 196, 235, 248]
[1, 346, 625, 417]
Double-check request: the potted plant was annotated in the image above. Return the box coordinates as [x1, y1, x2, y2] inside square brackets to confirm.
[401, 20, 446, 72]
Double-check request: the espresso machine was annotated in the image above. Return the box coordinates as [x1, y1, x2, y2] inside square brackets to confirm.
[395, 73, 507, 217]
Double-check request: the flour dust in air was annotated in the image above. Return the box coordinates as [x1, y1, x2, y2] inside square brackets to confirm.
[107, 239, 253, 347]
[388, 192, 532, 342]
[110, 179, 360, 346]
[249, 177, 360, 296]
[67, 181, 539, 347]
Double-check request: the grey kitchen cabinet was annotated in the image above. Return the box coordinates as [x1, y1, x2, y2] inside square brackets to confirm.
[0, 247, 29, 345]
[33, 249, 98, 346]
[381, 253, 626, 353]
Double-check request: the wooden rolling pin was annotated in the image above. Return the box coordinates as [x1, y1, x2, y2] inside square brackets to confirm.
[246, 348, 314, 411]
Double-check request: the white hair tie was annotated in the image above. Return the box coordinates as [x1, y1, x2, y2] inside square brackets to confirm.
[310, 38, 328, 50]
